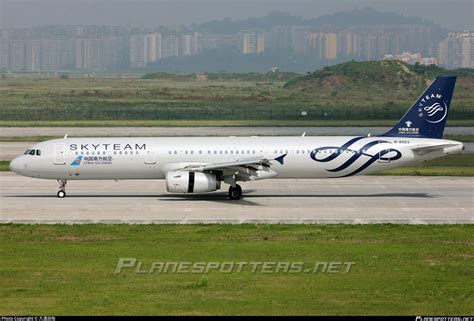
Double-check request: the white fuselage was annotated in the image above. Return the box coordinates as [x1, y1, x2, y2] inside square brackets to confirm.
[9, 136, 463, 180]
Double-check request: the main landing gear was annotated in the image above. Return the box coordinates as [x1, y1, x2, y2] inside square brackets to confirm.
[228, 184, 242, 200]
[57, 179, 67, 198]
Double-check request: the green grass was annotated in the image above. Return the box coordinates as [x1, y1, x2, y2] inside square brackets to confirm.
[0, 136, 62, 142]
[1, 119, 474, 127]
[444, 135, 474, 142]
[376, 154, 474, 176]
[0, 66, 473, 123]
[0, 224, 472, 315]
[0, 160, 10, 171]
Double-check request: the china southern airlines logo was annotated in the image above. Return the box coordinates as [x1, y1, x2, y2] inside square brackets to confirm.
[71, 155, 83, 166]
[310, 137, 401, 177]
[418, 93, 448, 124]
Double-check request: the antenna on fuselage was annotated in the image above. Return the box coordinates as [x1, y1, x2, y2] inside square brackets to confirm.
[301, 132, 306, 137]
[64, 134, 68, 139]
[367, 133, 371, 137]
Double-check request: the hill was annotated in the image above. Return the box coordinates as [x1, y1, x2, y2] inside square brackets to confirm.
[195, 7, 434, 34]
[283, 60, 474, 93]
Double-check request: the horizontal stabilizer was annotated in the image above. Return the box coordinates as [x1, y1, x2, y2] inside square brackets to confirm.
[411, 143, 459, 154]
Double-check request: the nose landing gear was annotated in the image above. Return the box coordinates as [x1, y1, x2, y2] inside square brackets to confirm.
[57, 179, 67, 198]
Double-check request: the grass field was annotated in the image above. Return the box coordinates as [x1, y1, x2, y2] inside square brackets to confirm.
[376, 154, 474, 176]
[0, 161, 9, 171]
[0, 224, 472, 315]
[0, 73, 473, 123]
[1, 119, 474, 128]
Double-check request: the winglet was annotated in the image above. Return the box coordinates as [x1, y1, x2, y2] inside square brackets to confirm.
[274, 153, 287, 165]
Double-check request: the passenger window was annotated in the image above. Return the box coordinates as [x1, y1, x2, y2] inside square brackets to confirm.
[36, 150, 41, 156]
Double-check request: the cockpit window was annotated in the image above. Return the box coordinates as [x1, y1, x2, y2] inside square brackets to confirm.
[36, 150, 41, 156]
[29, 150, 36, 156]
[24, 149, 31, 155]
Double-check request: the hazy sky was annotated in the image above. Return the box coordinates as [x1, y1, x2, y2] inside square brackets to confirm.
[0, 0, 472, 30]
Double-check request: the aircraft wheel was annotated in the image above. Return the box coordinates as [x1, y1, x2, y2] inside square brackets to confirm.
[57, 190, 66, 198]
[228, 184, 242, 200]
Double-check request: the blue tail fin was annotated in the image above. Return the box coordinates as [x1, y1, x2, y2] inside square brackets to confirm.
[382, 76, 457, 139]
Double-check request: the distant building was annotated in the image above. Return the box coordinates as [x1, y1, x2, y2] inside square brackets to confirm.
[57, 38, 76, 70]
[77, 37, 126, 70]
[8, 41, 26, 71]
[307, 32, 337, 59]
[438, 32, 474, 68]
[130, 33, 164, 68]
[161, 34, 179, 58]
[337, 32, 358, 57]
[40, 40, 59, 71]
[384, 52, 437, 65]
[257, 33, 265, 53]
[200, 34, 238, 51]
[180, 33, 200, 56]
[323, 33, 337, 59]
[269, 26, 292, 50]
[146, 33, 162, 62]
[291, 27, 310, 55]
[129, 34, 147, 68]
[0, 39, 7, 70]
[241, 31, 265, 54]
[25, 40, 41, 72]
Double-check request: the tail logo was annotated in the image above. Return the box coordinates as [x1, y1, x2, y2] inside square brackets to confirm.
[418, 95, 448, 124]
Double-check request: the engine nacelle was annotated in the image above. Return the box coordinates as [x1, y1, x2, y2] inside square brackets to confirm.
[166, 171, 220, 193]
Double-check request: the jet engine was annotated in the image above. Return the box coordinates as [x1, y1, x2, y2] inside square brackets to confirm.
[166, 171, 220, 193]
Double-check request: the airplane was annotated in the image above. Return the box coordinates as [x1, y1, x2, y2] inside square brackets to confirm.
[9, 75, 464, 200]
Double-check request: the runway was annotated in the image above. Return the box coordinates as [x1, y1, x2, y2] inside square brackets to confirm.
[1, 173, 472, 224]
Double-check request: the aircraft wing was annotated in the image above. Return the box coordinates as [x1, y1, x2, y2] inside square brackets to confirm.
[178, 154, 287, 181]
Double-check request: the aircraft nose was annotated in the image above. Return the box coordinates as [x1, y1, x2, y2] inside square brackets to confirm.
[9, 156, 26, 174]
